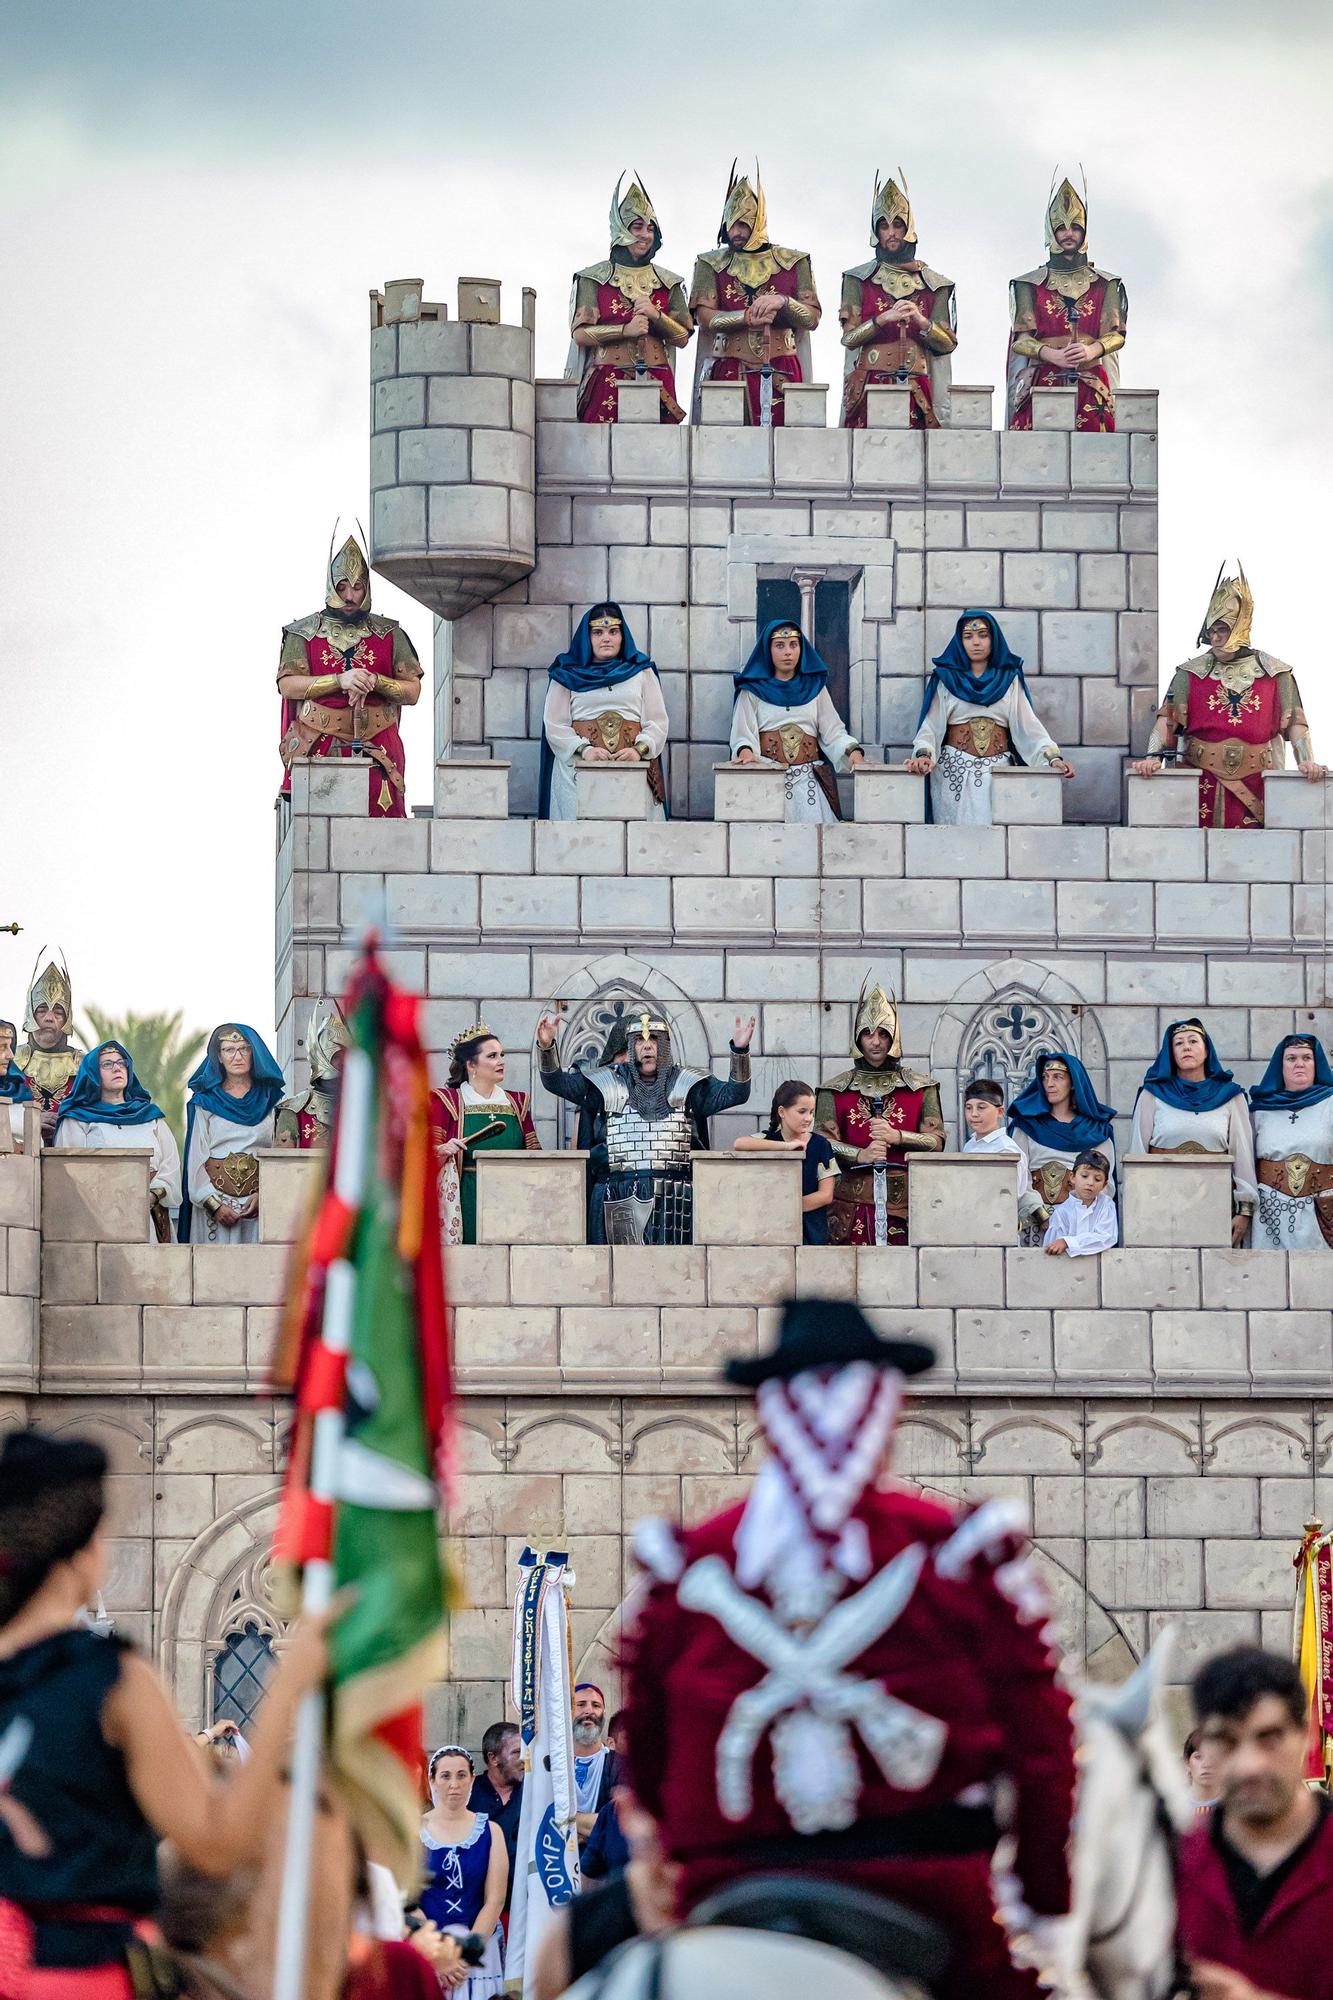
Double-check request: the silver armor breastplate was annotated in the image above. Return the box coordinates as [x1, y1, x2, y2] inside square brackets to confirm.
[605, 1102, 693, 1175]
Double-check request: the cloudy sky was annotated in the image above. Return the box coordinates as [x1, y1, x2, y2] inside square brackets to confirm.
[4, 1, 1331, 1044]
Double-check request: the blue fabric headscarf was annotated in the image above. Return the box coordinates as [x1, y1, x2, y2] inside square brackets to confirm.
[0, 1023, 32, 1106]
[57, 1041, 165, 1127]
[733, 620, 830, 710]
[178, 1024, 285, 1242]
[1008, 1050, 1118, 1152]
[1249, 1034, 1333, 1114]
[915, 610, 1030, 732]
[1138, 1019, 1244, 1113]
[539, 603, 667, 820]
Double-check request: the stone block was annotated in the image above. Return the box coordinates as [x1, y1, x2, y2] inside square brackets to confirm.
[1121, 1156, 1232, 1248]
[510, 1246, 610, 1306]
[692, 426, 772, 489]
[0, 1155, 38, 1229]
[258, 1150, 320, 1244]
[0, 1295, 35, 1375]
[961, 878, 1055, 940]
[964, 506, 1039, 549]
[612, 1247, 707, 1306]
[536, 421, 610, 484]
[1201, 1250, 1290, 1310]
[471, 430, 533, 490]
[707, 1245, 796, 1305]
[395, 318, 468, 372]
[454, 1307, 558, 1371]
[1031, 386, 1076, 430]
[143, 1305, 245, 1374]
[475, 1152, 588, 1246]
[445, 1246, 508, 1304]
[191, 1244, 288, 1306]
[1008, 825, 1105, 879]
[41, 1304, 140, 1374]
[398, 427, 468, 484]
[864, 878, 961, 938]
[560, 1307, 658, 1373]
[433, 759, 511, 819]
[906, 826, 1005, 879]
[96, 1243, 192, 1307]
[574, 763, 652, 820]
[386, 874, 479, 932]
[1055, 880, 1152, 941]
[773, 428, 851, 486]
[793, 1246, 859, 1300]
[1147, 1478, 1257, 1538]
[865, 385, 912, 428]
[42, 1152, 150, 1243]
[481, 875, 578, 932]
[1100, 1248, 1199, 1311]
[950, 386, 993, 428]
[712, 763, 786, 822]
[1054, 1310, 1151, 1383]
[1117, 390, 1159, 433]
[1079, 553, 1128, 609]
[1249, 1310, 1333, 1384]
[613, 380, 661, 424]
[535, 380, 578, 423]
[1106, 959, 1208, 1005]
[628, 823, 727, 876]
[1000, 431, 1068, 492]
[924, 551, 1001, 604]
[1003, 552, 1077, 609]
[1087, 1538, 1202, 1608]
[919, 1246, 1004, 1307]
[1042, 507, 1118, 551]
[1265, 773, 1333, 828]
[1033, 1475, 1143, 1538]
[535, 822, 625, 875]
[1070, 432, 1131, 490]
[1290, 1253, 1333, 1308]
[852, 766, 926, 822]
[327, 816, 427, 872]
[909, 1153, 1017, 1246]
[5, 1228, 36, 1297]
[855, 1247, 917, 1305]
[955, 1307, 1052, 1382]
[1155, 882, 1248, 943]
[427, 817, 530, 877]
[990, 767, 1064, 824]
[1125, 771, 1200, 825]
[729, 824, 819, 878]
[852, 429, 925, 491]
[926, 430, 999, 488]
[608, 544, 688, 604]
[1039, 609, 1117, 674]
[581, 874, 669, 933]
[692, 1155, 802, 1246]
[661, 1307, 755, 1371]
[373, 376, 425, 430]
[370, 484, 425, 550]
[1108, 828, 1204, 880]
[1205, 1540, 1296, 1611]
[698, 380, 745, 425]
[1005, 1248, 1100, 1308]
[821, 824, 904, 877]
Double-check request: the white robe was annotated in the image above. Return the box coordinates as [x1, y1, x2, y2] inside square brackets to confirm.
[1011, 1126, 1118, 1201]
[729, 690, 859, 824]
[54, 1116, 182, 1240]
[1043, 1189, 1119, 1255]
[1253, 1097, 1333, 1251]
[964, 1128, 1045, 1227]
[542, 672, 669, 822]
[913, 682, 1059, 826]
[186, 1106, 275, 1245]
[1131, 1091, 1259, 1212]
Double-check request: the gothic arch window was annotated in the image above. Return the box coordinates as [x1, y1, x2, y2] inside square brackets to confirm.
[956, 987, 1109, 1123]
[211, 1619, 276, 1729]
[551, 980, 658, 1147]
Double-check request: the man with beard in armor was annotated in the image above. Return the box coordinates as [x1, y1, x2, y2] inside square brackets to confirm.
[536, 1009, 753, 1243]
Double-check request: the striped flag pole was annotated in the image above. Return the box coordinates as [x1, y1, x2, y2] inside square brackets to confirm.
[272, 1041, 374, 2000]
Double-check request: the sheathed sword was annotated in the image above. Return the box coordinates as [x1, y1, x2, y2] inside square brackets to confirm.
[867, 1092, 891, 1248]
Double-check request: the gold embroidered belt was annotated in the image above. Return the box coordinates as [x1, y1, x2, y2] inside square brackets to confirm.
[298, 700, 397, 742]
[574, 713, 643, 756]
[1182, 735, 1274, 780]
[711, 326, 799, 361]
[945, 720, 1011, 759]
[862, 337, 930, 375]
[589, 335, 674, 370]
[1033, 1161, 1072, 1207]
[1148, 1142, 1214, 1158]
[204, 1152, 260, 1200]
[1258, 1156, 1333, 1200]
[838, 1168, 909, 1210]
[759, 726, 820, 768]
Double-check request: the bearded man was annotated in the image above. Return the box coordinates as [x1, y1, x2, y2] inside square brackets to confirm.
[1006, 175, 1127, 433]
[690, 165, 820, 427]
[567, 174, 693, 423]
[15, 953, 82, 1141]
[816, 982, 944, 1246]
[840, 172, 956, 429]
[1132, 563, 1325, 827]
[571, 1683, 621, 1846]
[277, 532, 422, 817]
[537, 1009, 753, 1244]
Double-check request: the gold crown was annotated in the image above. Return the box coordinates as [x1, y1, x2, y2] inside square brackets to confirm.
[1046, 172, 1088, 252]
[772, 623, 801, 639]
[449, 1020, 494, 1061]
[217, 1027, 249, 1049]
[720, 160, 768, 251]
[589, 613, 622, 630]
[852, 980, 901, 1059]
[609, 172, 659, 251]
[871, 169, 915, 246]
[1200, 562, 1254, 651]
[26, 955, 72, 1027]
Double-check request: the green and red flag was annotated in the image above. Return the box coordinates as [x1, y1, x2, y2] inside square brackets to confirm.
[273, 941, 453, 1889]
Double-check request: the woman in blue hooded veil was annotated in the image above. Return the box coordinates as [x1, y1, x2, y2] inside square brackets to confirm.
[730, 619, 865, 821]
[906, 611, 1072, 824]
[180, 1024, 285, 1245]
[1131, 1018, 1258, 1246]
[539, 603, 669, 821]
[55, 1041, 182, 1240]
[1250, 1032, 1333, 1251]
[1008, 1050, 1119, 1223]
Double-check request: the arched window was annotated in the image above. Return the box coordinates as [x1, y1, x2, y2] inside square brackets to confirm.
[956, 987, 1109, 1112]
[550, 982, 659, 1147]
[211, 1619, 276, 1730]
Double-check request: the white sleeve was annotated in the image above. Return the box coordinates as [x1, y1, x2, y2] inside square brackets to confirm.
[636, 672, 669, 757]
[1066, 1198, 1118, 1255]
[542, 680, 579, 760]
[1012, 1145, 1032, 1199]
[912, 684, 947, 758]
[1008, 681, 1060, 768]
[186, 1110, 218, 1208]
[730, 690, 762, 759]
[152, 1119, 183, 1211]
[814, 688, 859, 768]
[1131, 1091, 1156, 1155]
[53, 1118, 91, 1150]
[1229, 1096, 1259, 1208]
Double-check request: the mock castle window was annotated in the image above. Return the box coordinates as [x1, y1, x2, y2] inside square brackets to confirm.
[956, 988, 1109, 1114]
[755, 577, 852, 720]
[212, 1619, 277, 1730]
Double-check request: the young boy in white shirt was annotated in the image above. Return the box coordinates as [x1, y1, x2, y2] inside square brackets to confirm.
[962, 1078, 1045, 1233]
[1043, 1149, 1118, 1257]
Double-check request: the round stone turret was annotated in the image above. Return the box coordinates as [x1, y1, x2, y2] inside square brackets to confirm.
[369, 276, 536, 618]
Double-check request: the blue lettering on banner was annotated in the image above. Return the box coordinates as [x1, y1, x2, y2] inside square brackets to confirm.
[537, 1803, 575, 1907]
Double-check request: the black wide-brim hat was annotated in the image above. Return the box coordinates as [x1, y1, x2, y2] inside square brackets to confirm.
[725, 1296, 936, 1389]
[0, 1428, 107, 1507]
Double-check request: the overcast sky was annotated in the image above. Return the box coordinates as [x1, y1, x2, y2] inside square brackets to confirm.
[4, 1, 1331, 1045]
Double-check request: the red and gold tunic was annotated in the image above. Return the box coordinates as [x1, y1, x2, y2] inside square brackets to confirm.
[1007, 264, 1127, 433]
[278, 617, 421, 818]
[1147, 654, 1309, 828]
[690, 247, 820, 427]
[569, 266, 691, 425]
[839, 263, 956, 429]
[815, 1066, 944, 1247]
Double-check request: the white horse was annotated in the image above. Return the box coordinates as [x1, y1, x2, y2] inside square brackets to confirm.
[1005, 1635, 1194, 2000]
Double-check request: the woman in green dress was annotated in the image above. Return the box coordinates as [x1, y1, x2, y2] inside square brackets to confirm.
[431, 1023, 541, 1244]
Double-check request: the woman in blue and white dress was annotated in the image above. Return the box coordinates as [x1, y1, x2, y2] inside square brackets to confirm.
[1250, 1034, 1333, 1252]
[730, 620, 865, 822]
[420, 1746, 507, 1997]
[1131, 1018, 1258, 1248]
[906, 610, 1073, 824]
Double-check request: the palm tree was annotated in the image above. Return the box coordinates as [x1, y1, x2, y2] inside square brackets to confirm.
[80, 1007, 208, 1150]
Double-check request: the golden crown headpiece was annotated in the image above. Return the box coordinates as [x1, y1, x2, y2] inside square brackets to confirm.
[772, 623, 801, 640]
[720, 160, 768, 252]
[961, 615, 991, 635]
[217, 1027, 250, 1050]
[634, 1012, 670, 1038]
[449, 1020, 494, 1062]
[871, 169, 916, 247]
[326, 528, 371, 612]
[589, 612, 623, 631]
[608, 172, 660, 253]
[1199, 561, 1254, 652]
[1045, 171, 1088, 253]
[308, 998, 350, 1084]
[23, 950, 72, 1034]
[853, 979, 902, 1060]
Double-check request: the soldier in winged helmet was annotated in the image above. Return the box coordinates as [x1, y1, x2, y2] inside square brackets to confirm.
[15, 951, 82, 1141]
[816, 983, 944, 1246]
[567, 174, 693, 423]
[1006, 174, 1127, 432]
[1133, 562, 1325, 827]
[690, 164, 821, 427]
[275, 998, 350, 1150]
[277, 531, 422, 817]
[840, 172, 956, 429]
